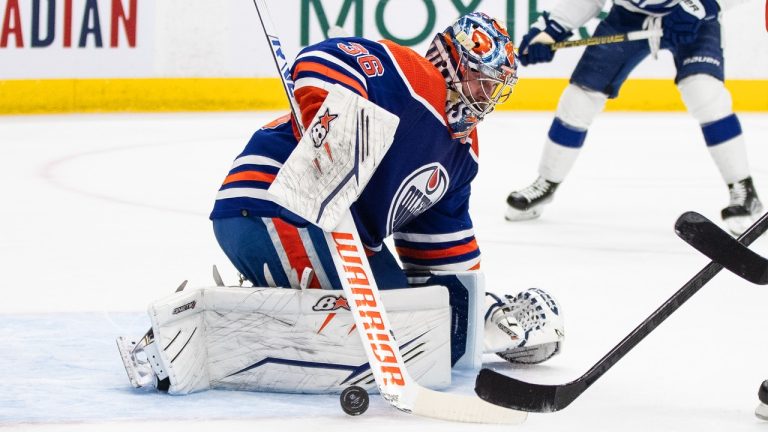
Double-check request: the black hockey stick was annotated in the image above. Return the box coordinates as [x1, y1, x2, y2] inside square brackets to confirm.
[675, 211, 768, 285]
[475, 210, 768, 412]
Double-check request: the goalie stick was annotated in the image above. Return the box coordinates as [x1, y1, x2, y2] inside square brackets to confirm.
[675, 211, 768, 285]
[250, 0, 525, 424]
[474, 210, 768, 412]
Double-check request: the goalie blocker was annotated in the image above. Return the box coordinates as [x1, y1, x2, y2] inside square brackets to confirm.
[118, 272, 564, 394]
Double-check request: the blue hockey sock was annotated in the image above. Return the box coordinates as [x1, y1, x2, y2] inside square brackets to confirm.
[547, 118, 587, 148]
[702, 114, 742, 147]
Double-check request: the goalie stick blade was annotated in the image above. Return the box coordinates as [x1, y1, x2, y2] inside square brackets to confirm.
[475, 368, 585, 413]
[675, 211, 768, 285]
[411, 386, 528, 424]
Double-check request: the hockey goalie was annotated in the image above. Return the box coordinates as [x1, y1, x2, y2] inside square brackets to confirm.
[117, 12, 565, 396]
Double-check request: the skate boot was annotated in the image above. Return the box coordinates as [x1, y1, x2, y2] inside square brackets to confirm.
[505, 176, 559, 221]
[721, 177, 763, 236]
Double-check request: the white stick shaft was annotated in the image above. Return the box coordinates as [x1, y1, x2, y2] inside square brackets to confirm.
[252, 0, 304, 134]
[626, 29, 663, 41]
[324, 212, 414, 403]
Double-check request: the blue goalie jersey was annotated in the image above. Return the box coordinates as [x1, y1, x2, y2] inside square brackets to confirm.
[210, 38, 482, 271]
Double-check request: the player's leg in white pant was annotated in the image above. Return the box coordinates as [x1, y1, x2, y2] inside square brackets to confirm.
[506, 6, 649, 222]
[678, 74, 763, 235]
[505, 84, 606, 221]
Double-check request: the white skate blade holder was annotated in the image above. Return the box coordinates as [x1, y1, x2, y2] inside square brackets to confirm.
[505, 205, 544, 221]
[757, 403, 768, 421]
[116, 332, 168, 389]
[116, 336, 153, 388]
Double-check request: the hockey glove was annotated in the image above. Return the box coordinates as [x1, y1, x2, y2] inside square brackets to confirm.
[517, 12, 572, 66]
[662, 0, 719, 46]
[484, 288, 565, 364]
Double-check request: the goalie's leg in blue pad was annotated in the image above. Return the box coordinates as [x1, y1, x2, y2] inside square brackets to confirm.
[213, 215, 407, 289]
[213, 215, 295, 288]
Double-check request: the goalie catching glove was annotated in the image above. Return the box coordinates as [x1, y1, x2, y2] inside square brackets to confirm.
[484, 287, 564, 364]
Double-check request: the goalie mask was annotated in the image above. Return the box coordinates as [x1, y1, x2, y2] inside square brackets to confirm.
[427, 12, 519, 141]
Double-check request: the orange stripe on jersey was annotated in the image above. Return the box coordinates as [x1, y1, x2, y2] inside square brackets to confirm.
[396, 239, 479, 260]
[293, 62, 368, 99]
[469, 262, 481, 270]
[272, 218, 321, 289]
[294, 86, 329, 131]
[222, 171, 276, 185]
[379, 40, 447, 125]
[263, 113, 292, 130]
[469, 129, 479, 158]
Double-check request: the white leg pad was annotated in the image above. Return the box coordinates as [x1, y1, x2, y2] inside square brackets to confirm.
[147, 290, 209, 394]
[141, 285, 452, 395]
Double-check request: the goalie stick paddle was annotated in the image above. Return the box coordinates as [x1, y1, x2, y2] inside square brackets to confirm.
[675, 211, 768, 285]
[250, 0, 525, 424]
[475, 210, 768, 412]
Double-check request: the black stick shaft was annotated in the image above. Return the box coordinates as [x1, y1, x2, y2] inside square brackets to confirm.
[477, 211, 768, 412]
[582, 211, 768, 387]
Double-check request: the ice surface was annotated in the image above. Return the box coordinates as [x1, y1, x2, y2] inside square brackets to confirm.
[1, 111, 767, 431]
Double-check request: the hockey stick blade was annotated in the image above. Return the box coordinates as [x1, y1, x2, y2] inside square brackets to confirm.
[675, 211, 768, 284]
[475, 210, 768, 412]
[476, 369, 586, 412]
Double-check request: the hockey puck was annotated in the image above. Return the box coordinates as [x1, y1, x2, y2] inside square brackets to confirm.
[340, 385, 369, 416]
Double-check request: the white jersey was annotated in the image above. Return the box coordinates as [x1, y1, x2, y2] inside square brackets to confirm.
[549, 0, 682, 30]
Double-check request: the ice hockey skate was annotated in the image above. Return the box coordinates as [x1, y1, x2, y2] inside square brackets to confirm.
[116, 329, 167, 390]
[505, 176, 559, 221]
[722, 177, 763, 236]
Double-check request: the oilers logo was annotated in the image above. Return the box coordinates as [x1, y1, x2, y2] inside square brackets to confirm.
[310, 109, 338, 148]
[387, 163, 450, 234]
